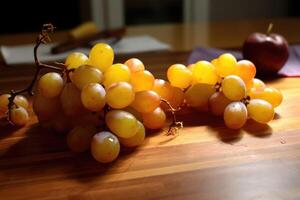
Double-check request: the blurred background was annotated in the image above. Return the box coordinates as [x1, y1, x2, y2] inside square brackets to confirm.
[0, 0, 299, 33]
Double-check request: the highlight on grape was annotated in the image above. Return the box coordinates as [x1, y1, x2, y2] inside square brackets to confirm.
[0, 24, 283, 164]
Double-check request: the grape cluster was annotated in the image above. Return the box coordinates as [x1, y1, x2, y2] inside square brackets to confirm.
[0, 40, 283, 164]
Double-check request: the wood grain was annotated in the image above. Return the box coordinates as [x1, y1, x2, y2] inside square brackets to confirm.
[1, 19, 300, 200]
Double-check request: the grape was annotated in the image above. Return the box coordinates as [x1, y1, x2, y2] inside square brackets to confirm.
[81, 83, 106, 112]
[185, 83, 215, 108]
[123, 107, 143, 122]
[91, 131, 120, 163]
[38, 72, 63, 98]
[71, 65, 103, 90]
[119, 121, 145, 147]
[236, 60, 256, 87]
[67, 125, 97, 152]
[209, 92, 232, 116]
[60, 83, 87, 116]
[33, 92, 61, 121]
[167, 86, 185, 109]
[71, 112, 104, 127]
[215, 53, 237, 77]
[221, 75, 246, 101]
[65, 52, 88, 69]
[249, 87, 283, 108]
[211, 58, 218, 67]
[50, 113, 72, 133]
[124, 58, 145, 73]
[142, 107, 166, 129]
[152, 79, 172, 100]
[88, 43, 114, 72]
[167, 64, 192, 89]
[106, 110, 138, 138]
[131, 90, 160, 113]
[187, 64, 196, 72]
[130, 70, 154, 92]
[224, 102, 247, 129]
[0, 94, 29, 114]
[252, 78, 266, 91]
[247, 99, 274, 124]
[10, 107, 29, 126]
[103, 64, 131, 88]
[106, 82, 135, 109]
[192, 61, 219, 85]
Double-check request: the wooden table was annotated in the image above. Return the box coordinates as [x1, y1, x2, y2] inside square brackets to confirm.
[1, 18, 300, 200]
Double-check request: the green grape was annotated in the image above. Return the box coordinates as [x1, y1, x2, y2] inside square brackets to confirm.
[65, 52, 88, 69]
[192, 61, 219, 85]
[106, 110, 138, 138]
[131, 90, 160, 113]
[209, 92, 232, 116]
[130, 70, 155, 92]
[103, 63, 131, 88]
[224, 102, 247, 129]
[247, 99, 274, 124]
[0, 94, 29, 114]
[142, 107, 166, 129]
[81, 83, 106, 112]
[71, 65, 103, 90]
[167, 64, 192, 89]
[215, 53, 237, 77]
[124, 58, 145, 73]
[38, 72, 64, 98]
[222, 75, 246, 101]
[10, 107, 29, 126]
[67, 125, 97, 152]
[91, 131, 120, 163]
[60, 83, 87, 116]
[185, 83, 215, 108]
[88, 43, 114, 72]
[119, 121, 145, 147]
[33, 92, 61, 121]
[106, 82, 135, 109]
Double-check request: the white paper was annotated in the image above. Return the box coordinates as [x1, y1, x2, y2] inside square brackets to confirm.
[1, 35, 170, 65]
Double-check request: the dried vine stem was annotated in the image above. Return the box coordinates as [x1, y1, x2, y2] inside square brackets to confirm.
[7, 23, 65, 122]
[161, 98, 183, 135]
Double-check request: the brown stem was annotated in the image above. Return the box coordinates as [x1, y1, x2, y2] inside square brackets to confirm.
[7, 23, 64, 122]
[267, 23, 273, 36]
[160, 98, 183, 136]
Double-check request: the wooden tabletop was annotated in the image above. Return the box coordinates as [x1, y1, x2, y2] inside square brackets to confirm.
[1, 18, 300, 200]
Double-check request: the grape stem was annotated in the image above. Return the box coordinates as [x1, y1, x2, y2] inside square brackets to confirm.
[160, 98, 183, 136]
[7, 23, 65, 122]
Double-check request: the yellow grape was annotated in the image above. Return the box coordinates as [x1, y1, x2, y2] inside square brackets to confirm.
[71, 65, 103, 90]
[106, 110, 138, 138]
[131, 90, 160, 113]
[81, 83, 106, 112]
[130, 70, 154, 92]
[224, 102, 247, 129]
[33, 92, 61, 121]
[222, 75, 246, 101]
[0, 94, 29, 114]
[235, 60, 256, 87]
[10, 107, 29, 126]
[249, 87, 283, 108]
[185, 83, 215, 108]
[124, 58, 145, 73]
[187, 64, 196, 72]
[211, 58, 218, 67]
[88, 43, 114, 72]
[103, 64, 131, 88]
[65, 52, 88, 69]
[209, 92, 232, 116]
[192, 61, 219, 85]
[247, 99, 274, 124]
[91, 131, 120, 163]
[215, 53, 237, 77]
[119, 121, 145, 147]
[142, 107, 166, 129]
[152, 79, 172, 100]
[67, 125, 97, 152]
[123, 107, 143, 122]
[106, 82, 135, 109]
[38, 72, 64, 98]
[167, 86, 185, 109]
[60, 83, 87, 116]
[252, 78, 266, 91]
[167, 64, 192, 88]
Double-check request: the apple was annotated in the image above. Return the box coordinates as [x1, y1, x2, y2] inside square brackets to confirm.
[242, 29, 289, 75]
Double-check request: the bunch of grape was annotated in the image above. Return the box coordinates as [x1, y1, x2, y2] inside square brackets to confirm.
[167, 53, 283, 129]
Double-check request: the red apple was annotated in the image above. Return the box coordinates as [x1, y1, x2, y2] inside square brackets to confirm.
[242, 32, 289, 75]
